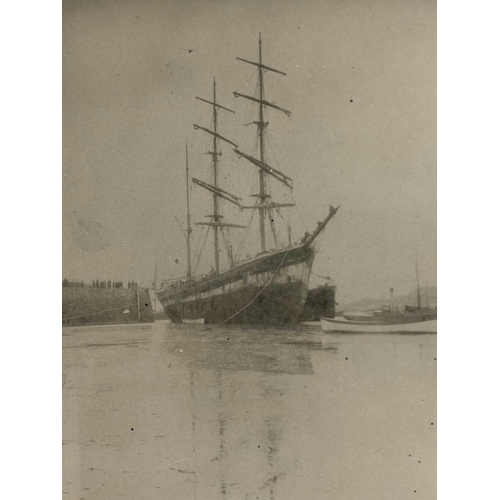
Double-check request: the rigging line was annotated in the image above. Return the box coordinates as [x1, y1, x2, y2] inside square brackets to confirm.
[193, 226, 210, 273]
[240, 77, 259, 132]
[235, 75, 260, 128]
[262, 71, 279, 97]
[311, 271, 336, 284]
[253, 72, 260, 99]
[251, 116, 259, 153]
[193, 227, 210, 274]
[268, 208, 278, 247]
[234, 198, 257, 261]
[262, 121, 294, 241]
[238, 206, 257, 257]
[286, 202, 296, 242]
[253, 130, 259, 153]
[191, 225, 205, 264]
[262, 72, 291, 115]
[265, 131, 294, 198]
[202, 249, 290, 331]
[290, 191, 308, 232]
[264, 131, 279, 166]
[220, 228, 233, 265]
[264, 130, 287, 180]
[235, 65, 258, 92]
[264, 180, 278, 246]
[235, 190, 259, 261]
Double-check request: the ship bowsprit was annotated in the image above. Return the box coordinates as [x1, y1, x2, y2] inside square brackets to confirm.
[157, 244, 315, 325]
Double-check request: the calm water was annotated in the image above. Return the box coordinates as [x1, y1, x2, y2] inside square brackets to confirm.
[62, 321, 436, 500]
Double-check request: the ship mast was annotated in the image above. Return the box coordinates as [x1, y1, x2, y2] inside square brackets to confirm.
[416, 260, 422, 309]
[153, 247, 158, 311]
[193, 79, 245, 275]
[257, 33, 267, 253]
[185, 142, 192, 279]
[235, 34, 292, 253]
[212, 79, 221, 274]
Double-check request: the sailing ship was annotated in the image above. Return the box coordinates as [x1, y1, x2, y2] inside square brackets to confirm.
[157, 35, 338, 325]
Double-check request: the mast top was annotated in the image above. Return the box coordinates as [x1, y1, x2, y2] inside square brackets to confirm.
[236, 57, 287, 76]
[234, 34, 293, 253]
[236, 34, 287, 77]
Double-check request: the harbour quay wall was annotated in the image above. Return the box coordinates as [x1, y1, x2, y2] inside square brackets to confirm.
[62, 287, 154, 327]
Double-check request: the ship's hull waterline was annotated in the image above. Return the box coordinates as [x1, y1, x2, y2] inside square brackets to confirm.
[157, 245, 314, 325]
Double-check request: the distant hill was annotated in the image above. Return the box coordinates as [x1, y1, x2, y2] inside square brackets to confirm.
[339, 286, 437, 312]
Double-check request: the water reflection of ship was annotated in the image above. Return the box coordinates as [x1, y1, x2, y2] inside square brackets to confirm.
[186, 368, 287, 499]
[174, 328, 314, 375]
[177, 329, 314, 498]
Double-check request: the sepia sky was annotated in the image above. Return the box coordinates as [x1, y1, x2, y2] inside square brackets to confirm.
[62, 0, 436, 304]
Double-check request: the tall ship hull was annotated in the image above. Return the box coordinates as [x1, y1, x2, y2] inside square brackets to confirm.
[158, 244, 314, 325]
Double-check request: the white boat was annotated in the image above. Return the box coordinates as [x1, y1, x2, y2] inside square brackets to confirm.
[321, 316, 437, 334]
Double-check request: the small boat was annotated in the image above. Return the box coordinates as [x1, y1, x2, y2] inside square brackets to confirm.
[321, 316, 437, 334]
[342, 305, 437, 323]
[323, 273, 437, 333]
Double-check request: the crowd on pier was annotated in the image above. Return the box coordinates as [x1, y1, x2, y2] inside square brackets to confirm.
[91, 280, 139, 289]
[62, 278, 140, 289]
